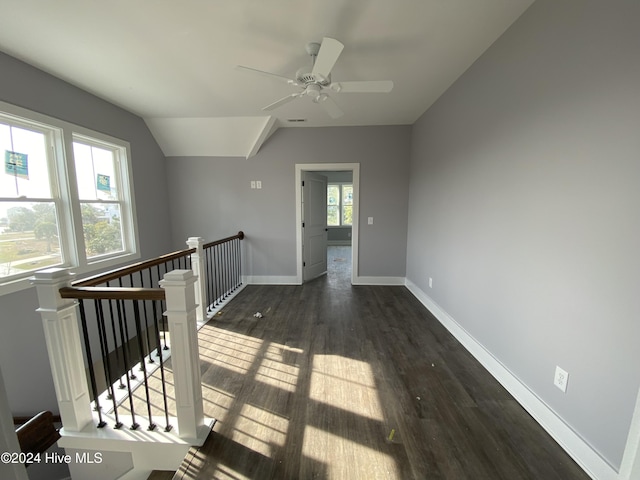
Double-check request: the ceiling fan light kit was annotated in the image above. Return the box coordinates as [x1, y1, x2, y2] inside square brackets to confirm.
[238, 37, 393, 119]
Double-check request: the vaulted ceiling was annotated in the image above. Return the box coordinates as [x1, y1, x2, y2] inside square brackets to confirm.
[0, 0, 533, 157]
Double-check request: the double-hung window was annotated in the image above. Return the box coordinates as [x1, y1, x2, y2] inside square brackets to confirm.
[0, 102, 139, 294]
[327, 183, 353, 226]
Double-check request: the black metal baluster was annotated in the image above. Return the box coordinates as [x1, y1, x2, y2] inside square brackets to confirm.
[157, 264, 169, 351]
[234, 237, 240, 289]
[133, 300, 155, 431]
[118, 278, 136, 380]
[237, 237, 242, 288]
[116, 298, 136, 428]
[78, 300, 106, 428]
[232, 238, 236, 290]
[147, 268, 160, 358]
[212, 245, 220, 306]
[224, 241, 230, 299]
[95, 299, 122, 429]
[139, 270, 154, 364]
[152, 300, 172, 432]
[210, 246, 216, 308]
[106, 281, 125, 390]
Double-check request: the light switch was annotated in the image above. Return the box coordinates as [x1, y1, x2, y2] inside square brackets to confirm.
[250, 181, 256, 189]
[368, 217, 374, 225]
[256, 180, 262, 189]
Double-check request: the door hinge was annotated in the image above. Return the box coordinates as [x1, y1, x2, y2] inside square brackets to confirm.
[302, 180, 305, 187]
[303, 261, 306, 267]
[302, 222, 305, 228]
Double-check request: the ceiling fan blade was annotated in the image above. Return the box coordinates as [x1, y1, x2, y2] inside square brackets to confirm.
[312, 37, 344, 79]
[236, 65, 295, 84]
[331, 80, 394, 93]
[263, 93, 300, 111]
[316, 95, 344, 119]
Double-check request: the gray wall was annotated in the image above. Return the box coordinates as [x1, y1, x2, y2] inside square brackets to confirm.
[0, 52, 172, 415]
[406, 0, 640, 469]
[166, 126, 410, 278]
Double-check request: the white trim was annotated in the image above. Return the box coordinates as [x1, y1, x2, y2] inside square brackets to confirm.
[295, 163, 360, 285]
[244, 275, 300, 285]
[404, 278, 618, 480]
[352, 276, 405, 286]
[619, 387, 640, 480]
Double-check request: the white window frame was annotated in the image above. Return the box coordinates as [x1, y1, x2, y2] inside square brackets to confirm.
[327, 182, 353, 227]
[0, 101, 140, 295]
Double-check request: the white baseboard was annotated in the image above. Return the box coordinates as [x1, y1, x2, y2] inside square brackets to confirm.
[404, 278, 618, 480]
[243, 275, 300, 285]
[352, 276, 405, 286]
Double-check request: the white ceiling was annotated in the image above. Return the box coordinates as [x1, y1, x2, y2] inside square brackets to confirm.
[0, 0, 533, 157]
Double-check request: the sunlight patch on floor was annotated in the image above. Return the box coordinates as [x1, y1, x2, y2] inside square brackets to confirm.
[202, 329, 264, 375]
[302, 425, 398, 479]
[232, 403, 289, 457]
[309, 354, 384, 421]
[202, 384, 235, 421]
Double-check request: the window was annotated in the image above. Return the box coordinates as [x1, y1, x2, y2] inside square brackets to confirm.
[327, 183, 353, 226]
[0, 102, 139, 294]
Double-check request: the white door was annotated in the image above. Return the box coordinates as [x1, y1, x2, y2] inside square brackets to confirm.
[302, 171, 328, 281]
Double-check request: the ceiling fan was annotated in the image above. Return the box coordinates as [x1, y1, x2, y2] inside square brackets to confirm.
[237, 37, 393, 119]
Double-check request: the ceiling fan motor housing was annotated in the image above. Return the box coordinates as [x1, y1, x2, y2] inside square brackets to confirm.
[296, 68, 330, 86]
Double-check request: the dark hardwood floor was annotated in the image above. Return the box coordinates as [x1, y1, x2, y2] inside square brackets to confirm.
[149, 246, 589, 479]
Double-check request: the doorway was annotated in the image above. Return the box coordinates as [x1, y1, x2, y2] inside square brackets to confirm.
[295, 163, 360, 285]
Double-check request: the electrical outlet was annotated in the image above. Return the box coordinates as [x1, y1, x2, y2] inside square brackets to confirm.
[554, 366, 569, 393]
[256, 180, 262, 189]
[428, 277, 433, 288]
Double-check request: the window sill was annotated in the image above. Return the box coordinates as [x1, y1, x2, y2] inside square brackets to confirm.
[0, 251, 141, 297]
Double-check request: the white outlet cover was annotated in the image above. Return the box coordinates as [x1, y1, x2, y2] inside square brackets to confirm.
[554, 365, 569, 393]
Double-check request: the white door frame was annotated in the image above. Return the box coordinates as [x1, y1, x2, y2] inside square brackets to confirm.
[295, 163, 360, 285]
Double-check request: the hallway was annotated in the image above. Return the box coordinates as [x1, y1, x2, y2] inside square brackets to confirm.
[145, 254, 588, 479]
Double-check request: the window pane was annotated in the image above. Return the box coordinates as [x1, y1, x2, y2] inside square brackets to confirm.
[327, 205, 339, 226]
[0, 201, 63, 278]
[327, 185, 340, 206]
[0, 123, 52, 198]
[81, 203, 124, 258]
[343, 185, 353, 206]
[342, 205, 353, 226]
[74, 142, 118, 201]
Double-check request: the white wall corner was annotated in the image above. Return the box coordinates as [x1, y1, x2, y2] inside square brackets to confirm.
[403, 278, 618, 480]
[246, 116, 278, 159]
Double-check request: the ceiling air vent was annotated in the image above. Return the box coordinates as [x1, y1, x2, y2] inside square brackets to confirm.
[287, 119, 307, 123]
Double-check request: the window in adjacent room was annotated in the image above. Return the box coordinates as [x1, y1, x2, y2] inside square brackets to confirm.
[327, 183, 353, 226]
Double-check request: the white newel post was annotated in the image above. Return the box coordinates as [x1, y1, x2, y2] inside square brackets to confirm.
[186, 236, 207, 322]
[31, 268, 94, 433]
[159, 270, 204, 441]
